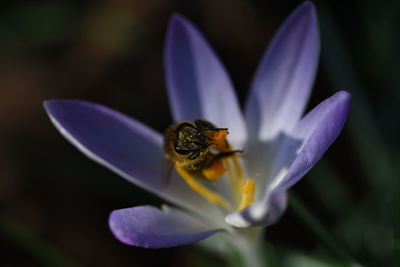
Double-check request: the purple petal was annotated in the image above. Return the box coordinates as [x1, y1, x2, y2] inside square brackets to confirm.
[226, 91, 350, 227]
[44, 100, 163, 186]
[44, 100, 227, 219]
[245, 2, 320, 141]
[165, 14, 246, 146]
[109, 205, 220, 248]
[277, 91, 350, 190]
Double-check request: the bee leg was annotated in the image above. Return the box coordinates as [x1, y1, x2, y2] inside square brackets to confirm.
[175, 165, 231, 210]
[215, 149, 244, 159]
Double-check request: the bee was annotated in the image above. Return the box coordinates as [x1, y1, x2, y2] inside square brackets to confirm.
[164, 119, 241, 180]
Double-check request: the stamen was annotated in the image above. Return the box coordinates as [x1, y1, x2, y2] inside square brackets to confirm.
[175, 165, 231, 210]
[225, 159, 239, 206]
[232, 156, 244, 188]
[232, 157, 244, 199]
[224, 155, 246, 207]
[237, 178, 256, 211]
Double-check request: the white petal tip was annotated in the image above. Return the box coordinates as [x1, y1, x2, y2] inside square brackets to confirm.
[225, 214, 251, 228]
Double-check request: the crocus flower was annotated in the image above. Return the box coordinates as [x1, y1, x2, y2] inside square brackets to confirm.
[44, 2, 349, 266]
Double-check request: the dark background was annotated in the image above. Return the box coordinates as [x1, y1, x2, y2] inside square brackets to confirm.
[0, 0, 399, 266]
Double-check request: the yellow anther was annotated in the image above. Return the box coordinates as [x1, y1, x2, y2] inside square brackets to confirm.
[237, 178, 256, 211]
[175, 165, 231, 210]
[226, 159, 239, 205]
[202, 159, 226, 180]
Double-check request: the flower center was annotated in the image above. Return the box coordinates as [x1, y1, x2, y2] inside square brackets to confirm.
[164, 119, 256, 212]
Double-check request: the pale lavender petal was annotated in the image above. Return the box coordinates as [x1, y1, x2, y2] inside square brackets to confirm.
[226, 91, 350, 227]
[165, 14, 246, 146]
[245, 2, 319, 141]
[109, 205, 220, 248]
[44, 100, 226, 221]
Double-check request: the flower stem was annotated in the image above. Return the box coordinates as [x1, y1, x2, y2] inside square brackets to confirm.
[232, 227, 266, 267]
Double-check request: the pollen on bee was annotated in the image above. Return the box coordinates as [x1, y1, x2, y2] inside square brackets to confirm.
[207, 129, 229, 151]
[202, 159, 226, 180]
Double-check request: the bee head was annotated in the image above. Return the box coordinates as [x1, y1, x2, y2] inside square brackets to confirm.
[174, 119, 228, 160]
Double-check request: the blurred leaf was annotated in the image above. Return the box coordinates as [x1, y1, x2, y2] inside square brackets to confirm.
[82, 3, 138, 55]
[306, 160, 353, 218]
[282, 252, 354, 267]
[0, 215, 81, 267]
[289, 194, 356, 264]
[0, 2, 80, 52]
